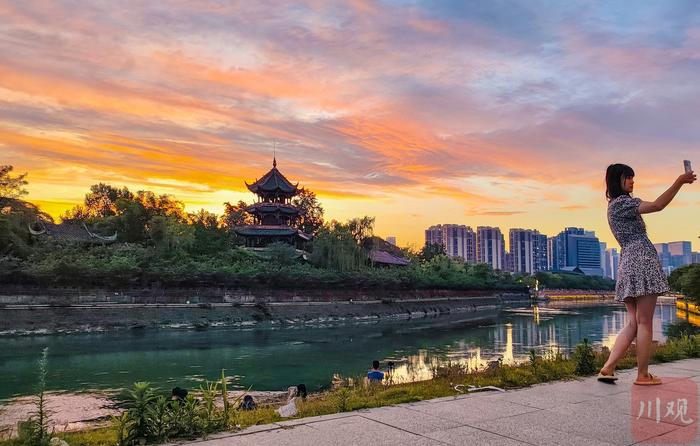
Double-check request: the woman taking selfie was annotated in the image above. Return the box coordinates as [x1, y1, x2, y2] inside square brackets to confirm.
[598, 163, 695, 385]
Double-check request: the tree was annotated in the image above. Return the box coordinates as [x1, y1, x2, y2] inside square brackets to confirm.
[188, 209, 227, 255]
[188, 209, 219, 230]
[0, 166, 50, 258]
[346, 216, 375, 245]
[63, 183, 134, 221]
[135, 190, 186, 221]
[221, 201, 252, 228]
[291, 189, 324, 235]
[670, 264, 700, 303]
[147, 216, 194, 253]
[114, 199, 147, 243]
[0, 165, 28, 202]
[309, 220, 368, 271]
[420, 243, 446, 262]
[266, 241, 300, 267]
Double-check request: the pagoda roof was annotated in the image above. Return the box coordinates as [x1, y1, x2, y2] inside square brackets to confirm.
[245, 158, 299, 195]
[245, 202, 300, 215]
[234, 225, 312, 240]
[28, 221, 117, 243]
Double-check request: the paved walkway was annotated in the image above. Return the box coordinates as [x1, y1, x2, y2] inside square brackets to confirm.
[184, 359, 700, 445]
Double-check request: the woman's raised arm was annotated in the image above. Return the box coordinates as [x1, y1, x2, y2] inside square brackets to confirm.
[639, 171, 696, 214]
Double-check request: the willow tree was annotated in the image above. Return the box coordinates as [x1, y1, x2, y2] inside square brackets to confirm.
[309, 220, 369, 271]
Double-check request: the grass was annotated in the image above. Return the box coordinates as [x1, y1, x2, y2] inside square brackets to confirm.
[3, 333, 700, 446]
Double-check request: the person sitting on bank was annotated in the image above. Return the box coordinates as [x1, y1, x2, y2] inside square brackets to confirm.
[367, 360, 384, 383]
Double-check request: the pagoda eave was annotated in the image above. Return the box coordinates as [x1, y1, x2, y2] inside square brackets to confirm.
[234, 225, 312, 240]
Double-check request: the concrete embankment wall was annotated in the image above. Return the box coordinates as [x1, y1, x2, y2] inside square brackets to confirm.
[0, 286, 528, 305]
[0, 287, 529, 335]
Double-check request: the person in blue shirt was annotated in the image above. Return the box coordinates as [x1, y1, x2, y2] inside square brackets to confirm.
[367, 360, 384, 382]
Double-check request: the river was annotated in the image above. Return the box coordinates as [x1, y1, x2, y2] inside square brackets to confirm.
[0, 300, 683, 400]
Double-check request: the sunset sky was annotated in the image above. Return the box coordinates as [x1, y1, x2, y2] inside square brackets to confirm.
[2, 0, 699, 250]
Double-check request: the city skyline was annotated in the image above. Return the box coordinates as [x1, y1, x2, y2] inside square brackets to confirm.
[3, 1, 700, 250]
[425, 221, 697, 276]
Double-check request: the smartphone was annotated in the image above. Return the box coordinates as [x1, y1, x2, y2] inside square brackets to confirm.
[684, 160, 692, 173]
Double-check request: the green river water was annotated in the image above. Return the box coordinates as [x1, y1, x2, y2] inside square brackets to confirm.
[0, 301, 681, 400]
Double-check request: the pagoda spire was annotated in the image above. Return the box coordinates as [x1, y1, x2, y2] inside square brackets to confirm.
[273, 140, 277, 167]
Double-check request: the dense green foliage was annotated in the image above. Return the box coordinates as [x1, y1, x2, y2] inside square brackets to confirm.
[534, 271, 615, 291]
[0, 240, 526, 290]
[669, 264, 700, 303]
[664, 320, 700, 340]
[0, 169, 613, 291]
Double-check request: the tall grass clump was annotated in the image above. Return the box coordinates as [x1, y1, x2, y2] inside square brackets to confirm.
[18, 347, 52, 446]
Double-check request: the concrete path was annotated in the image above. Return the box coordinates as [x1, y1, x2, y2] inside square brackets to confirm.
[184, 359, 700, 445]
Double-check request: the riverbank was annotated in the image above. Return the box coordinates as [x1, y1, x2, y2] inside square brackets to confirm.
[186, 358, 700, 446]
[0, 390, 287, 440]
[3, 334, 699, 445]
[0, 290, 527, 336]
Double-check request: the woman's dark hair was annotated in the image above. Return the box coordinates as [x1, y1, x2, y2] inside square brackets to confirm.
[605, 163, 635, 201]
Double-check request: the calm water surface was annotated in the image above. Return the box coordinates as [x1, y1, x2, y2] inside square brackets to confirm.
[0, 301, 683, 400]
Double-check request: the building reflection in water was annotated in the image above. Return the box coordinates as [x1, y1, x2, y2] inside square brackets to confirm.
[601, 304, 674, 350]
[386, 303, 678, 386]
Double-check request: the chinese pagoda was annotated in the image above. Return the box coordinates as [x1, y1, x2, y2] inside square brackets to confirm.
[234, 157, 312, 248]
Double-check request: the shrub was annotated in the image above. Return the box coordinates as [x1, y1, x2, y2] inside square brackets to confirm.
[573, 338, 596, 375]
[122, 382, 158, 441]
[665, 320, 700, 340]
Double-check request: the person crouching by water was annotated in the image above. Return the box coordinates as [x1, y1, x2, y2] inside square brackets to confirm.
[598, 163, 695, 385]
[367, 360, 384, 383]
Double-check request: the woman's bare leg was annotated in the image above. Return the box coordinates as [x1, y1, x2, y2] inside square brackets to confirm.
[600, 299, 637, 375]
[634, 294, 659, 379]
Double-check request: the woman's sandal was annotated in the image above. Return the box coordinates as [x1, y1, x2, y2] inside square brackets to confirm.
[597, 370, 619, 382]
[634, 373, 662, 386]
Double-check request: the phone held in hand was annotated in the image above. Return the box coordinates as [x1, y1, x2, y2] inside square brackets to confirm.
[684, 160, 692, 174]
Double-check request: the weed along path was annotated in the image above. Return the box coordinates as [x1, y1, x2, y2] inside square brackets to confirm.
[180, 359, 700, 446]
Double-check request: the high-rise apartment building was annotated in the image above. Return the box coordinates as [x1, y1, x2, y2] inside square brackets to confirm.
[655, 241, 694, 272]
[504, 252, 514, 273]
[509, 229, 534, 274]
[605, 248, 619, 280]
[549, 227, 603, 276]
[532, 231, 548, 273]
[477, 226, 505, 270]
[424, 224, 476, 262]
[668, 241, 692, 257]
[654, 243, 671, 269]
[547, 237, 556, 271]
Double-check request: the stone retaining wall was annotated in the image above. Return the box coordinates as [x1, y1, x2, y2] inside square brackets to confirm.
[0, 292, 528, 335]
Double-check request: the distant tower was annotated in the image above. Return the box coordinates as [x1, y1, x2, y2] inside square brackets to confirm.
[386, 236, 397, 246]
[477, 226, 505, 270]
[425, 224, 476, 262]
